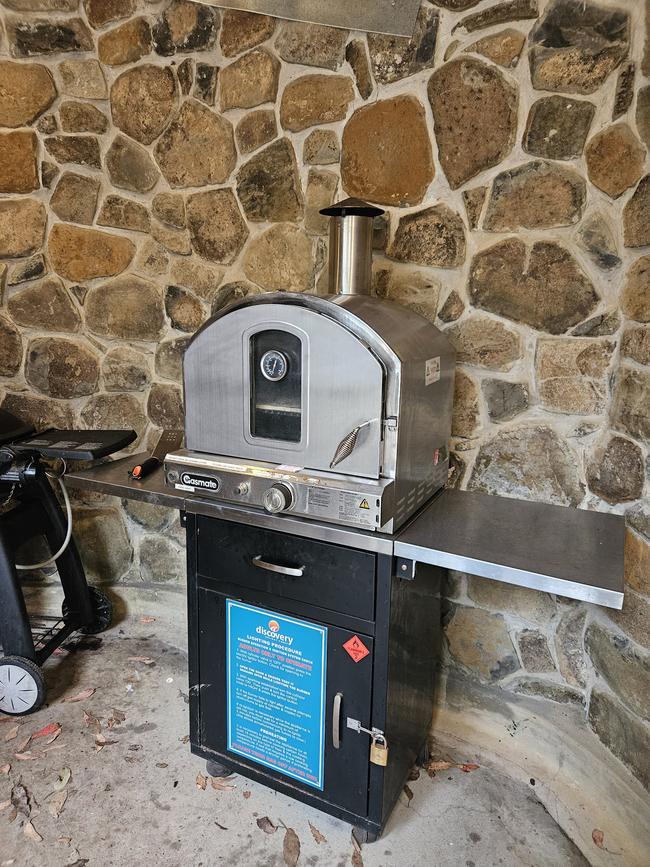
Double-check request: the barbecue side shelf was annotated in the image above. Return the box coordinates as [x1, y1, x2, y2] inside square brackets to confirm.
[63, 457, 625, 609]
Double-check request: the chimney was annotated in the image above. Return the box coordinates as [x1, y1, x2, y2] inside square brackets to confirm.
[320, 198, 384, 296]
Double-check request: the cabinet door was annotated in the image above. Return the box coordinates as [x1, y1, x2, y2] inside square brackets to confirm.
[196, 588, 374, 817]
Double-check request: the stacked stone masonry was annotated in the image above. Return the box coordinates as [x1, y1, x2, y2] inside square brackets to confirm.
[0, 0, 648, 790]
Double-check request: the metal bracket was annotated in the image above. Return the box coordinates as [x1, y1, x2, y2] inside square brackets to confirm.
[347, 718, 385, 740]
[395, 557, 416, 581]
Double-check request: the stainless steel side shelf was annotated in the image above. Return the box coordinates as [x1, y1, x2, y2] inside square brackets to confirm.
[64, 458, 625, 610]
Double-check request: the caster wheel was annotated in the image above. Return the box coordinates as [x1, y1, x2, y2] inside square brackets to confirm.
[352, 827, 379, 845]
[0, 656, 46, 716]
[417, 741, 431, 766]
[63, 586, 113, 635]
[206, 759, 230, 777]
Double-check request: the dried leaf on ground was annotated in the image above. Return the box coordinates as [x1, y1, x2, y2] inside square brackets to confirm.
[43, 743, 65, 753]
[308, 821, 326, 844]
[196, 772, 207, 790]
[180, 735, 190, 744]
[15, 736, 31, 754]
[139, 616, 156, 624]
[0, 764, 9, 774]
[32, 722, 61, 740]
[23, 820, 42, 842]
[10, 783, 30, 818]
[242, 790, 251, 799]
[352, 847, 364, 867]
[460, 763, 480, 773]
[256, 816, 277, 834]
[128, 656, 155, 665]
[283, 827, 300, 867]
[83, 710, 101, 734]
[108, 709, 126, 728]
[56, 835, 72, 844]
[4, 725, 19, 742]
[64, 688, 95, 703]
[156, 763, 168, 769]
[211, 775, 235, 791]
[15, 751, 37, 761]
[53, 767, 72, 792]
[402, 784, 414, 804]
[94, 734, 117, 752]
[592, 829, 605, 849]
[46, 790, 67, 819]
[425, 760, 454, 773]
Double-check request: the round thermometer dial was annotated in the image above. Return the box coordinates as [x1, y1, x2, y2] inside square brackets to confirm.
[260, 350, 288, 381]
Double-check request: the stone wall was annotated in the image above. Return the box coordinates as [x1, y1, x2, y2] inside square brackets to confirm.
[0, 0, 648, 791]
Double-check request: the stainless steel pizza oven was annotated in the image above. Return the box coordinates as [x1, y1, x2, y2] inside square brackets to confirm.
[165, 199, 455, 532]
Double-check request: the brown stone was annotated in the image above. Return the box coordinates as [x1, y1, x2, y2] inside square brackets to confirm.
[152, 0, 219, 56]
[452, 370, 480, 438]
[243, 224, 314, 292]
[58, 59, 107, 99]
[469, 426, 584, 507]
[585, 123, 645, 199]
[220, 9, 274, 57]
[576, 213, 620, 270]
[152, 219, 192, 254]
[446, 606, 519, 681]
[587, 436, 644, 504]
[636, 85, 650, 151]
[276, 21, 347, 70]
[177, 58, 194, 95]
[152, 193, 185, 229]
[465, 28, 525, 67]
[0, 130, 38, 193]
[50, 171, 100, 225]
[571, 311, 620, 338]
[455, 0, 538, 33]
[6, 254, 45, 286]
[611, 368, 650, 444]
[484, 161, 585, 230]
[169, 258, 222, 299]
[523, 95, 595, 160]
[304, 169, 338, 235]
[535, 338, 614, 415]
[341, 96, 433, 207]
[103, 346, 150, 392]
[44, 135, 101, 169]
[8, 276, 80, 332]
[1, 392, 73, 430]
[85, 275, 164, 340]
[122, 499, 172, 532]
[25, 336, 98, 398]
[554, 608, 587, 688]
[193, 63, 218, 106]
[482, 379, 528, 422]
[528, 0, 630, 95]
[622, 326, 650, 366]
[155, 99, 236, 188]
[626, 528, 650, 597]
[0, 316, 22, 376]
[106, 134, 159, 193]
[236, 109, 277, 155]
[59, 101, 108, 134]
[236, 138, 303, 223]
[388, 205, 465, 268]
[42, 160, 60, 187]
[220, 48, 280, 111]
[48, 224, 134, 282]
[624, 176, 650, 247]
[79, 392, 146, 438]
[110, 65, 177, 145]
[373, 266, 440, 324]
[281, 74, 354, 133]
[468, 575, 557, 623]
[512, 680, 584, 706]
[462, 187, 486, 229]
[367, 4, 438, 85]
[437, 291, 464, 324]
[211, 281, 261, 316]
[134, 240, 168, 278]
[2, 0, 78, 11]
[165, 285, 204, 332]
[586, 624, 650, 722]
[613, 61, 635, 121]
[589, 689, 649, 791]
[469, 239, 599, 334]
[155, 336, 190, 382]
[187, 189, 248, 264]
[303, 129, 339, 165]
[428, 59, 517, 189]
[147, 383, 183, 429]
[71, 506, 133, 580]
[621, 256, 650, 322]
[517, 631, 556, 673]
[98, 18, 151, 66]
[609, 589, 650, 649]
[8, 18, 94, 57]
[83, 0, 135, 28]
[0, 199, 46, 258]
[346, 39, 372, 100]
[445, 316, 521, 371]
[36, 114, 57, 135]
[0, 61, 56, 127]
[97, 195, 150, 233]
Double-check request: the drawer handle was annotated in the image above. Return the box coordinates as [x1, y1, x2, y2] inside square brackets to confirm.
[333, 692, 343, 749]
[251, 555, 305, 578]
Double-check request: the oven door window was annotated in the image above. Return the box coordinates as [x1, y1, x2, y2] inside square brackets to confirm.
[250, 330, 302, 443]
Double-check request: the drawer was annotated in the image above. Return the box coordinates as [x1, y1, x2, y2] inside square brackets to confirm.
[195, 516, 376, 621]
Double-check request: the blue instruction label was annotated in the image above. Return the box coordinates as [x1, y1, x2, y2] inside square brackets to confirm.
[226, 600, 327, 790]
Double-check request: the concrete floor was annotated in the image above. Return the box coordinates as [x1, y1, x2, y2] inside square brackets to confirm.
[0, 624, 590, 867]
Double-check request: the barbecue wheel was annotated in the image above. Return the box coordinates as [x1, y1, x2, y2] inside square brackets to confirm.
[62, 586, 113, 635]
[0, 656, 46, 716]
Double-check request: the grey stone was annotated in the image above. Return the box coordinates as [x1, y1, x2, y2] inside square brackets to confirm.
[6, 254, 46, 286]
[25, 336, 98, 398]
[468, 576, 556, 623]
[462, 187, 486, 229]
[134, 240, 169, 278]
[445, 316, 521, 371]
[151, 220, 191, 256]
[211, 281, 261, 316]
[103, 346, 150, 392]
[622, 326, 650, 366]
[555, 608, 587, 688]
[281, 74, 354, 133]
[165, 285, 204, 333]
[147, 383, 183, 429]
[97, 195, 150, 234]
[388, 205, 465, 268]
[529, 0, 630, 94]
[187, 189, 248, 264]
[169, 257, 223, 298]
[152, 0, 218, 56]
[446, 605, 519, 682]
[8, 276, 80, 332]
[106, 135, 159, 193]
[236, 138, 303, 223]
[152, 193, 185, 229]
[367, 4, 438, 84]
[613, 61, 635, 120]
[177, 58, 193, 95]
[110, 65, 177, 145]
[482, 379, 528, 423]
[455, 0, 538, 34]
[122, 499, 171, 532]
[44, 135, 101, 169]
[304, 169, 338, 235]
[575, 213, 621, 270]
[484, 161, 586, 230]
[469, 426, 584, 507]
[571, 313, 621, 339]
[611, 368, 650, 444]
[635, 85, 650, 150]
[155, 336, 190, 382]
[80, 392, 147, 438]
[194, 63, 218, 106]
[469, 239, 598, 334]
[8, 17, 93, 56]
[346, 39, 373, 99]
[586, 623, 650, 721]
[72, 507, 132, 581]
[139, 535, 185, 583]
[303, 129, 339, 165]
[220, 48, 280, 111]
[588, 436, 644, 504]
[50, 171, 100, 225]
[41, 161, 58, 188]
[373, 214, 390, 252]
[58, 59, 106, 99]
[275, 21, 347, 70]
[59, 101, 108, 134]
[0, 315, 22, 376]
[585, 123, 645, 199]
[523, 96, 595, 160]
[220, 9, 274, 56]
[85, 276, 164, 341]
[243, 224, 314, 293]
[235, 109, 277, 155]
[511, 680, 584, 705]
[517, 631, 556, 673]
[373, 267, 441, 324]
[589, 689, 650, 790]
[535, 338, 614, 416]
[437, 291, 464, 324]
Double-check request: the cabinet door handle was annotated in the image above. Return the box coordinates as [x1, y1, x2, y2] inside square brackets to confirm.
[333, 692, 343, 749]
[251, 555, 304, 577]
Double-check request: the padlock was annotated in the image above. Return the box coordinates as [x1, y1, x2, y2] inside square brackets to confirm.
[370, 734, 389, 766]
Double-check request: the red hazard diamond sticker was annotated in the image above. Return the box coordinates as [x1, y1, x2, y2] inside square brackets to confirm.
[342, 635, 370, 663]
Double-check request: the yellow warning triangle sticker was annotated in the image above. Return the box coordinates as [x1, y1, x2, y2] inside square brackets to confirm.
[359, 498, 370, 510]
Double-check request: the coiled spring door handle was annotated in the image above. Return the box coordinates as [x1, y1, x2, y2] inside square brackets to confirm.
[333, 692, 343, 749]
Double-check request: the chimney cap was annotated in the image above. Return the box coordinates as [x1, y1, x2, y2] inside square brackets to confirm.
[320, 197, 384, 219]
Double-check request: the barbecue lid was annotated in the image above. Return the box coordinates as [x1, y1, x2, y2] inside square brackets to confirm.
[320, 197, 385, 218]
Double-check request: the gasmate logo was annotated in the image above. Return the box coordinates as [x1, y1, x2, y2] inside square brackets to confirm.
[268, 620, 280, 632]
[180, 472, 219, 491]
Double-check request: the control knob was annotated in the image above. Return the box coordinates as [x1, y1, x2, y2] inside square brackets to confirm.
[262, 483, 294, 514]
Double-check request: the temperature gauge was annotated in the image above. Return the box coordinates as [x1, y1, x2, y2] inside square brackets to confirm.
[260, 350, 288, 382]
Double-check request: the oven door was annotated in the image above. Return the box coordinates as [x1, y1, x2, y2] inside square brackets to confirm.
[195, 586, 374, 817]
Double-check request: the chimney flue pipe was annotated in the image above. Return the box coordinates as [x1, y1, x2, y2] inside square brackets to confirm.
[320, 198, 384, 296]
